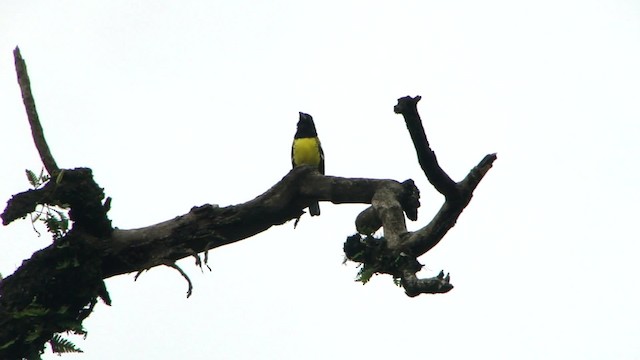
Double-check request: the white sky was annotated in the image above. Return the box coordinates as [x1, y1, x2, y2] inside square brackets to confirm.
[1, 1, 639, 359]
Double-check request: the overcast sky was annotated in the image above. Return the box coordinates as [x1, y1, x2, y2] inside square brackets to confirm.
[1, 1, 640, 359]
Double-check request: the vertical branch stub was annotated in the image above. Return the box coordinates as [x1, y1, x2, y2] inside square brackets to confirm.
[14, 46, 60, 176]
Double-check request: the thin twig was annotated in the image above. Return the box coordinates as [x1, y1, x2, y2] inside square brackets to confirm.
[13, 46, 60, 176]
[165, 262, 193, 298]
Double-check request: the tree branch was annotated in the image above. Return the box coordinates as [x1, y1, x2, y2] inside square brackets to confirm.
[164, 262, 193, 298]
[344, 96, 496, 297]
[1, 49, 497, 357]
[394, 95, 458, 199]
[99, 167, 417, 278]
[404, 153, 497, 256]
[401, 270, 452, 297]
[1, 167, 112, 236]
[13, 47, 60, 176]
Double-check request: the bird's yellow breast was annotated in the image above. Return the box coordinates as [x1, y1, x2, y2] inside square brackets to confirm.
[293, 137, 321, 166]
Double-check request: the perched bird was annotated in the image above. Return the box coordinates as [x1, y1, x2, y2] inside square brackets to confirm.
[292, 112, 325, 216]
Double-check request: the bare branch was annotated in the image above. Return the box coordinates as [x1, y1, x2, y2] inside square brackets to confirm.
[13, 47, 60, 176]
[371, 186, 407, 249]
[401, 270, 453, 297]
[100, 167, 416, 278]
[391, 95, 497, 257]
[394, 96, 458, 199]
[404, 153, 497, 256]
[165, 262, 193, 298]
[355, 179, 419, 236]
[345, 97, 497, 297]
[458, 153, 498, 192]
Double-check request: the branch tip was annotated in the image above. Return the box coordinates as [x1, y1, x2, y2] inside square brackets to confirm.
[401, 270, 453, 297]
[165, 262, 193, 298]
[14, 46, 60, 176]
[393, 95, 421, 114]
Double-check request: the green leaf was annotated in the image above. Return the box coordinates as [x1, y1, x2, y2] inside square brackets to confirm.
[60, 217, 69, 233]
[356, 265, 376, 284]
[12, 304, 50, 318]
[25, 169, 38, 187]
[50, 334, 83, 354]
[0, 339, 16, 350]
[44, 216, 60, 234]
[25, 325, 43, 343]
[42, 208, 70, 239]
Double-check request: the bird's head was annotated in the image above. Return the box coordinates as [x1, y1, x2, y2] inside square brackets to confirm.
[297, 112, 317, 135]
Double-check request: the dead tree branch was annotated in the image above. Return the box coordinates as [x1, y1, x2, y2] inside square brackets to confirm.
[13, 47, 60, 176]
[343, 95, 496, 297]
[0, 52, 496, 358]
[394, 95, 457, 198]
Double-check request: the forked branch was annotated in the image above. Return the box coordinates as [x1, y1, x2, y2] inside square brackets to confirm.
[345, 95, 497, 296]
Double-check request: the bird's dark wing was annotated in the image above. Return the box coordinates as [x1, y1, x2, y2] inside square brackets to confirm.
[318, 139, 325, 175]
[291, 140, 295, 169]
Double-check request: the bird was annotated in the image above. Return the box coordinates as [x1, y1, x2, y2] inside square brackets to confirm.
[292, 112, 325, 216]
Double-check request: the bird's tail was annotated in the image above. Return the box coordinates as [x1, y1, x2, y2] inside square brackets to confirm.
[309, 201, 320, 216]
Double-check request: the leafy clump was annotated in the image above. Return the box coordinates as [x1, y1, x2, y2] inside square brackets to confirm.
[26, 168, 49, 188]
[26, 168, 70, 239]
[345, 234, 423, 287]
[355, 263, 378, 284]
